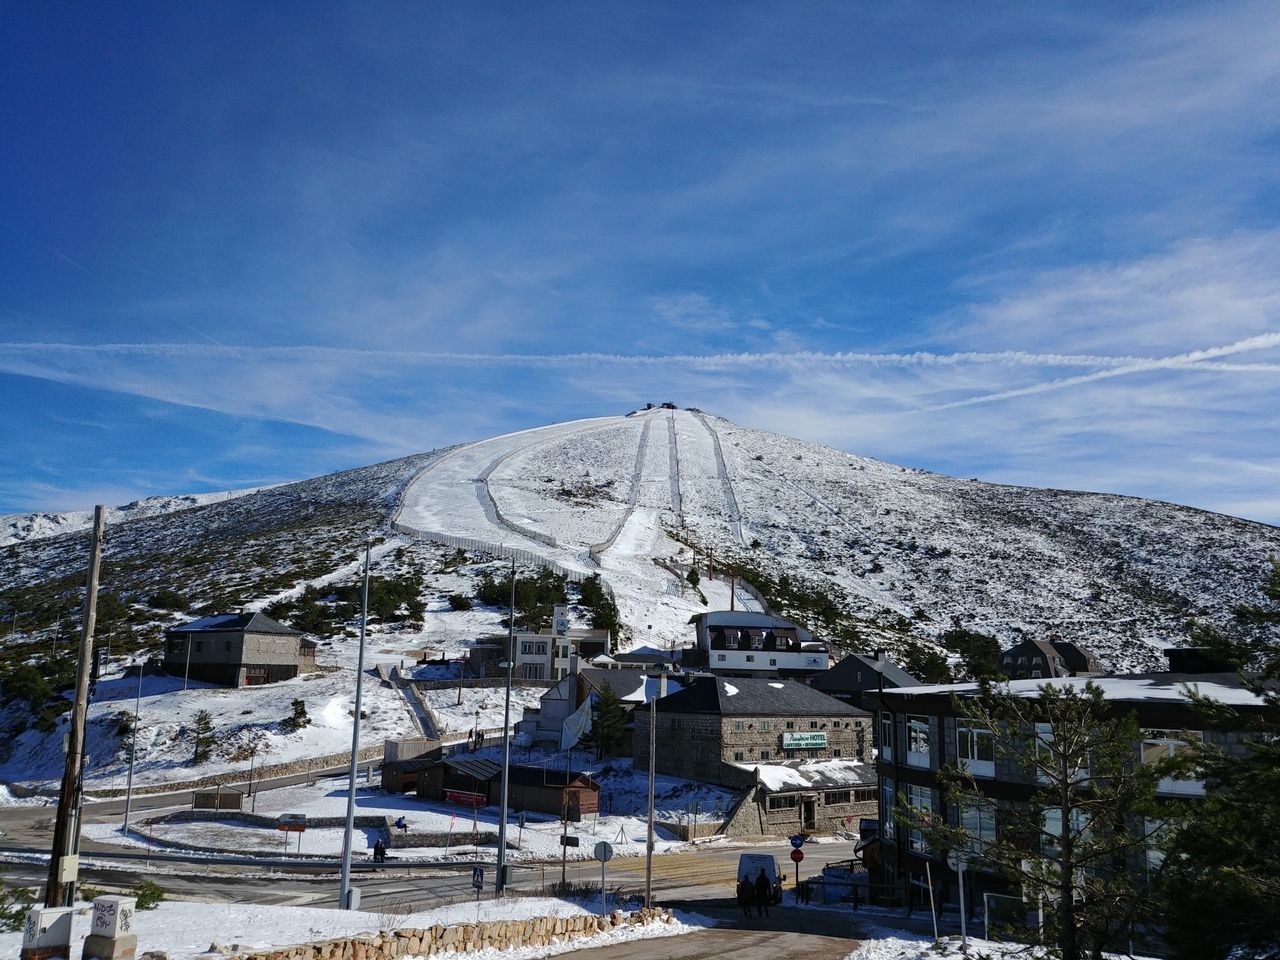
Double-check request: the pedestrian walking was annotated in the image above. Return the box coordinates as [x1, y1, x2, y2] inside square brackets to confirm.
[736, 874, 753, 919]
[373, 839, 386, 864]
[754, 868, 771, 918]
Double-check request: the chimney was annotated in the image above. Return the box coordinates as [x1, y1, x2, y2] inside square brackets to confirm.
[570, 653, 581, 675]
[875, 649, 886, 663]
[657, 673, 668, 698]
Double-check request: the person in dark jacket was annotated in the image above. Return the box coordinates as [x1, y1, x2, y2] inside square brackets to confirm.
[754, 869, 771, 917]
[736, 874, 753, 919]
[373, 839, 386, 864]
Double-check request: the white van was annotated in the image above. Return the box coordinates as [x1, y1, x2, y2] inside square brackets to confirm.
[736, 853, 783, 903]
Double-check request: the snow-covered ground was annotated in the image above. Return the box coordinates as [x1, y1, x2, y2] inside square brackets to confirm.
[393, 407, 1280, 671]
[0, 897, 707, 960]
[91, 763, 735, 861]
[424, 686, 547, 735]
[842, 923, 1159, 960]
[396, 409, 762, 654]
[0, 649, 417, 791]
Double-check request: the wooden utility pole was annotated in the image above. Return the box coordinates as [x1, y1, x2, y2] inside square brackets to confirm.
[46, 505, 105, 907]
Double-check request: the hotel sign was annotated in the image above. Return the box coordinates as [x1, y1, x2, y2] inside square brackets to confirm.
[782, 732, 827, 749]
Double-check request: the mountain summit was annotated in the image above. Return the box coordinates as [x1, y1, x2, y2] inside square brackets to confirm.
[4, 408, 1277, 674]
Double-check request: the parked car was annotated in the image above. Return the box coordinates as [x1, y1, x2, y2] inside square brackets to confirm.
[736, 853, 783, 903]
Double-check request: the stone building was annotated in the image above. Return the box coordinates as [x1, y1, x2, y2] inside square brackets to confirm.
[723, 759, 879, 836]
[163, 612, 316, 687]
[633, 676, 871, 787]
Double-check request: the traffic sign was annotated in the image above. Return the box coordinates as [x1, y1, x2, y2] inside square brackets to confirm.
[790, 834, 805, 849]
[946, 850, 968, 873]
[560, 835, 580, 847]
[593, 841, 614, 863]
[471, 867, 484, 892]
[277, 814, 307, 833]
[790, 849, 804, 863]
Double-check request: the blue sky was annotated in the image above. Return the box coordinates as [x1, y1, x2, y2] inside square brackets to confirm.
[3, 2, 1279, 522]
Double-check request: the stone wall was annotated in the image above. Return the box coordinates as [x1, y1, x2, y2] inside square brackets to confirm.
[222, 906, 677, 960]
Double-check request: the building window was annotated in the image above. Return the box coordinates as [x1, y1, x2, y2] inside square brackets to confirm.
[833, 749, 842, 757]
[734, 720, 745, 732]
[761, 721, 771, 732]
[906, 784, 934, 852]
[880, 712, 893, 762]
[881, 777, 895, 839]
[786, 721, 795, 730]
[906, 715, 931, 768]
[760, 751, 770, 761]
[1141, 730, 1205, 795]
[745, 654, 755, 662]
[810, 720, 819, 729]
[1042, 806, 1089, 858]
[536, 643, 547, 654]
[824, 790, 851, 806]
[1144, 818, 1167, 873]
[521, 642, 534, 655]
[717, 654, 727, 661]
[769, 658, 777, 666]
[854, 787, 875, 803]
[960, 802, 997, 855]
[734, 751, 745, 762]
[194, 641, 203, 653]
[768, 795, 798, 811]
[957, 724, 995, 778]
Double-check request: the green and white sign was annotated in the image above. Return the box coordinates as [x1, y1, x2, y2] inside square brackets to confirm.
[782, 731, 827, 749]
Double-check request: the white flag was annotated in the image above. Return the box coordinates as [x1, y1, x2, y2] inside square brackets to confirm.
[560, 695, 594, 751]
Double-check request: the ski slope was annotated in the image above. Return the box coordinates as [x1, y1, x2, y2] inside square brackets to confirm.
[396, 409, 759, 651]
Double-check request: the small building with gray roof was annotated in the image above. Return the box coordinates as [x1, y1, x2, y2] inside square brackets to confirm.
[163, 612, 317, 687]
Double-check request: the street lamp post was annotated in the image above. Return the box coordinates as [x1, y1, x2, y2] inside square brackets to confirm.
[121, 662, 145, 835]
[495, 557, 516, 895]
[339, 543, 372, 910]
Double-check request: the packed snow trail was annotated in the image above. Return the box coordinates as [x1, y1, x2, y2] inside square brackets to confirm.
[690, 411, 746, 546]
[396, 410, 751, 651]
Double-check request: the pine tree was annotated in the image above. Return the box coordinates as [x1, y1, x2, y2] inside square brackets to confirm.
[1156, 557, 1280, 960]
[281, 698, 311, 733]
[588, 685, 627, 760]
[191, 710, 215, 765]
[911, 681, 1166, 960]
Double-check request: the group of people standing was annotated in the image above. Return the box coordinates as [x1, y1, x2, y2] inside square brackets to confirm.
[736, 868, 776, 919]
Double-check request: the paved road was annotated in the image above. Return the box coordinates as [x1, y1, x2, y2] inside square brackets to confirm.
[568, 901, 859, 960]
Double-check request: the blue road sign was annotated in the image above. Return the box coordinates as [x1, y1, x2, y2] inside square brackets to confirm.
[790, 834, 805, 849]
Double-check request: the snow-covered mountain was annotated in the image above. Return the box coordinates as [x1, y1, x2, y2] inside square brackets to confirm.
[0, 486, 271, 548]
[4, 409, 1278, 675]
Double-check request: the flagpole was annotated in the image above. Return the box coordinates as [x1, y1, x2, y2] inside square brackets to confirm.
[495, 557, 515, 895]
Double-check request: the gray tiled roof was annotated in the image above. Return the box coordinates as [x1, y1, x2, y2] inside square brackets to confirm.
[168, 611, 299, 636]
[644, 676, 867, 716]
